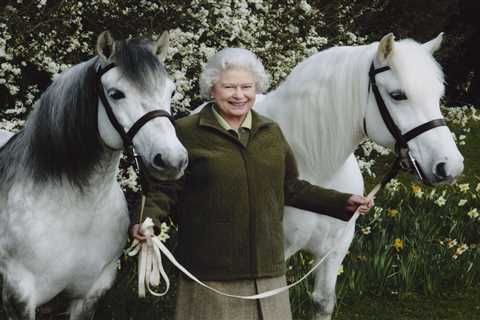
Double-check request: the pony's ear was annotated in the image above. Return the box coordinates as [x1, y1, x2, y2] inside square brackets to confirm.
[423, 32, 443, 54]
[97, 31, 116, 62]
[154, 31, 170, 62]
[377, 33, 395, 64]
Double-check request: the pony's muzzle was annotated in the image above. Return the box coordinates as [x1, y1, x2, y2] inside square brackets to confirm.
[152, 152, 188, 178]
[432, 159, 463, 184]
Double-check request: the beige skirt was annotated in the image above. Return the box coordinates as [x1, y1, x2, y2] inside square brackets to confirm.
[175, 275, 292, 320]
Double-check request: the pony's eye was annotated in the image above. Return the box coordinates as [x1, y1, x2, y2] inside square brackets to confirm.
[109, 90, 125, 100]
[389, 90, 407, 101]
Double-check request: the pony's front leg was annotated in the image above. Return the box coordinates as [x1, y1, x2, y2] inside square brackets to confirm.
[310, 252, 344, 320]
[68, 260, 118, 320]
[309, 219, 355, 320]
[2, 276, 36, 320]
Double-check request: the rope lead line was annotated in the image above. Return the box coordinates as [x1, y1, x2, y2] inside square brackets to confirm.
[126, 184, 382, 300]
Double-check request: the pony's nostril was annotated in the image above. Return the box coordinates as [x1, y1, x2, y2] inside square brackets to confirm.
[435, 162, 448, 178]
[153, 154, 165, 168]
[179, 157, 188, 170]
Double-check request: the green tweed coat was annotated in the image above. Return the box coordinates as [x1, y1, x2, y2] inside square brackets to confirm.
[143, 104, 353, 280]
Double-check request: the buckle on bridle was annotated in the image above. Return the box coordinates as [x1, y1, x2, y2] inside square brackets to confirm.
[398, 147, 424, 182]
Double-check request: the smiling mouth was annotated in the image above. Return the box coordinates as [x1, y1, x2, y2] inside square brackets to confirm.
[229, 101, 248, 107]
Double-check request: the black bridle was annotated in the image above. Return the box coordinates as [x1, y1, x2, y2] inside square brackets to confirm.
[96, 62, 175, 192]
[367, 62, 447, 186]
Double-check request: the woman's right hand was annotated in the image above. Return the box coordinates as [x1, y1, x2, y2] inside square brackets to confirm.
[129, 224, 149, 241]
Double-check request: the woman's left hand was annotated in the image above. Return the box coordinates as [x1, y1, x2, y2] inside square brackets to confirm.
[346, 195, 374, 215]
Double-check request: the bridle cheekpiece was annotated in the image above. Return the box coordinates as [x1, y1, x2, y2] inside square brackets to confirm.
[96, 62, 175, 192]
[367, 62, 447, 186]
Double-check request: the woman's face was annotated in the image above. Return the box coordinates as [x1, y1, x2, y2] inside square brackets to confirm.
[211, 67, 256, 124]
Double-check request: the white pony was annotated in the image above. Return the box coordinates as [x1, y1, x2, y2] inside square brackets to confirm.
[254, 33, 464, 319]
[0, 130, 13, 147]
[0, 31, 188, 320]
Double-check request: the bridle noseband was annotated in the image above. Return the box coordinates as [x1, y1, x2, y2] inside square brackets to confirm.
[96, 62, 175, 192]
[367, 62, 447, 185]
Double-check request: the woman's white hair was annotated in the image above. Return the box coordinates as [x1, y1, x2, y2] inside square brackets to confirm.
[199, 48, 270, 98]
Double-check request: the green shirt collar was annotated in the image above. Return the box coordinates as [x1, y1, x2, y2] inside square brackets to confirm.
[198, 103, 274, 137]
[211, 104, 252, 133]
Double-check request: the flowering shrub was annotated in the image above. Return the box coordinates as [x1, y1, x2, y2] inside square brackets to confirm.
[0, 0, 369, 125]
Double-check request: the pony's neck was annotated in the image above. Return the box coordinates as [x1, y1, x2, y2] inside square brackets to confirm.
[87, 149, 122, 192]
[257, 45, 375, 182]
[46, 148, 122, 201]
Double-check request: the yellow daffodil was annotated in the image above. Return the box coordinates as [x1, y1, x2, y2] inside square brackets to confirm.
[393, 238, 404, 252]
[411, 184, 424, 198]
[447, 239, 458, 248]
[387, 208, 399, 217]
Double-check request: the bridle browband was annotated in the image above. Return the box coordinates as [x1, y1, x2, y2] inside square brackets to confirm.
[96, 62, 175, 192]
[367, 62, 447, 186]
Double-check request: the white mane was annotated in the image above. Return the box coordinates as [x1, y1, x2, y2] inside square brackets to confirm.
[256, 39, 444, 182]
[256, 44, 375, 181]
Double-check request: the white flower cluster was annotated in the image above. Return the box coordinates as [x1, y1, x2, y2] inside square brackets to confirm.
[118, 166, 140, 192]
[356, 139, 392, 177]
[0, 0, 372, 118]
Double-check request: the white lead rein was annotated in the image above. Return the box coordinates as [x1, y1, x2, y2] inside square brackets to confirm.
[126, 184, 381, 299]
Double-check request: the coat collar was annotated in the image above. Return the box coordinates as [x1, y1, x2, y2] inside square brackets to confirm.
[198, 103, 274, 136]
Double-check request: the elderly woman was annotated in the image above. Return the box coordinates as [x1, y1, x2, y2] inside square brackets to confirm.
[130, 48, 372, 320]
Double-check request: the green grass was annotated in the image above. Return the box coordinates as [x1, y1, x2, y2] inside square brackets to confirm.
[334, 288, 480, 320]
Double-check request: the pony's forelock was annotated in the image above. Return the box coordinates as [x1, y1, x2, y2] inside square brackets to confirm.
[391, 39, 444, 99]
[112, 39, 167, 94]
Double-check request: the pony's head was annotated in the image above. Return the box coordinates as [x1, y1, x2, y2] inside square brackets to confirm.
[95, 31, 187, 180]
[364, 33, 463, 184]
[8, 31, 188, 189]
